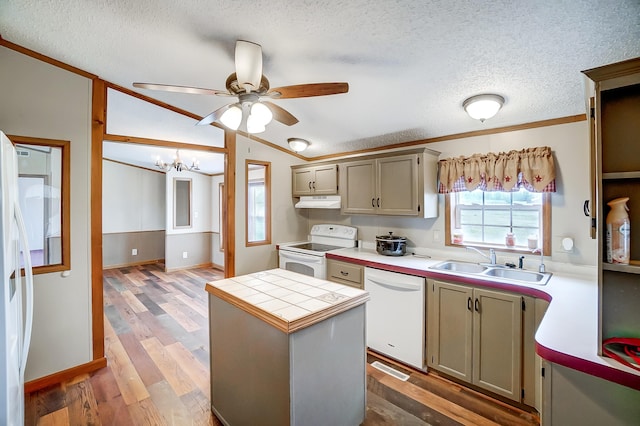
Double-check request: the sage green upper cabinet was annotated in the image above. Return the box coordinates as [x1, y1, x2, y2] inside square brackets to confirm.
[340, 159, 377, 214]
[291, 164, 338, 196]
[339, 149, 438, 217]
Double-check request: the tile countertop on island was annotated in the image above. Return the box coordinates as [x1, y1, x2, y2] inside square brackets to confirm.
[204, 268, 369, 334]
[326, 247, 640, 391]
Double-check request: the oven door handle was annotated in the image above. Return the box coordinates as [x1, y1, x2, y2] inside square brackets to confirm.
[279, 251, 324, 263]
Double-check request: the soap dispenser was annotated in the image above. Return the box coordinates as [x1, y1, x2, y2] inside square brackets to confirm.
[606, 197, 630, 264]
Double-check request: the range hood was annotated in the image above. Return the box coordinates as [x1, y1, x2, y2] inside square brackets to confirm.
[295, 195, 342, 209]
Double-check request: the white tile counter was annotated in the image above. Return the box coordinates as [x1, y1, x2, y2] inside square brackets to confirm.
[205, 268, 369, 333]
[327, 248, 640, 391]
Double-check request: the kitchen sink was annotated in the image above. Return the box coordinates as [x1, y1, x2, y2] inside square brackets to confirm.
[431, 261, 488, 273]
[429, 260, 552, 285]
[483, 268, 551, 284]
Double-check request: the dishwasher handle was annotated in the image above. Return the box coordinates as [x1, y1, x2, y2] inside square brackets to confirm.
[366, 277, 422, 292]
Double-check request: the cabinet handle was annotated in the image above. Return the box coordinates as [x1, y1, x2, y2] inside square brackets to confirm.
[372, 198, 375, 207]
[312, 181, 316, 190]
[308, 181, 312, 189]
[474, 298, 480, 312]
[583, 200, 590, 216]
[340, 271, 349, 276]
[467, 297, 472, 311]
[377, 197, 380, 207]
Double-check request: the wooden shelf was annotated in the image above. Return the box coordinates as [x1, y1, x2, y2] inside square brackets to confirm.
[602, 261, 640, 274]
[602, 171, 640, 180]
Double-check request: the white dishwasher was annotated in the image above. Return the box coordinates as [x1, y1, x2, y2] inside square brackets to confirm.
[364, 267, 425, 369]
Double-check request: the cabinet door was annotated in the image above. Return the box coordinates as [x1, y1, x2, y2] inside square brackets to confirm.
[377, 154, 419, 215]
[472, 288, 522, 401]
[311, 164, 338, 195]
[292, 167, 313, 196]
[340, 159, 376, 214]
[428, 280, 473, 382]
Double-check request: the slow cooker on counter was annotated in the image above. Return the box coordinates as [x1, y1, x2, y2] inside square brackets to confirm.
[375, 232, 407, 256]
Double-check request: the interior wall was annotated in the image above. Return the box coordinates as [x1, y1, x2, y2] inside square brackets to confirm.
[164, 168, 213, 270]
[235, 135, 308, 276]
[0, 46, 93, 380]
[307, 121, 597, 273]
[102, 160, 166, 267]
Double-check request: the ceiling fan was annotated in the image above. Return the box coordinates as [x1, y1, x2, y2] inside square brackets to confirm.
[133, 40, 349, 133]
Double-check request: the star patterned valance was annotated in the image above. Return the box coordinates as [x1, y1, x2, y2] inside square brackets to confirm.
[438, 146, 556, 193]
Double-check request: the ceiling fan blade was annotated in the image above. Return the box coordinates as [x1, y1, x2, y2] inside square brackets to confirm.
[197, 104, 231, 126]
[133, 82, 227, 96]
[235, 40, 263, 92]
[267, 82, 349, 99]
[263, 101, 299, 126]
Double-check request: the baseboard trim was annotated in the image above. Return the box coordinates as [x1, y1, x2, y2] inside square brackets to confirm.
[24, 357, 107, 394]
[164, 262, 214, 273]
[212, 262, 224, 271]
[103, 259, 165, 270]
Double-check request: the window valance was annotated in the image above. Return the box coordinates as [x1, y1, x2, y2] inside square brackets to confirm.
[438, 146, 556, 193]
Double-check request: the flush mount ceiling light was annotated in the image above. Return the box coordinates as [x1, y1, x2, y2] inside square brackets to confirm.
[288, 138, 310, 153]
[463, 94, 505, 122]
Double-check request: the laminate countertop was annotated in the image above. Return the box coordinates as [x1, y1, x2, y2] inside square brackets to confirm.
[327, 247, 640, 391]
[205, 268, 369, 334]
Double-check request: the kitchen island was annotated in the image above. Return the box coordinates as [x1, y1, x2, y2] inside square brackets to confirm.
[205, 268, 369, 426]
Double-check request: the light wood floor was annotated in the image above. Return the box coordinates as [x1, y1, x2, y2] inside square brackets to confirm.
[25, 264, 539, 425]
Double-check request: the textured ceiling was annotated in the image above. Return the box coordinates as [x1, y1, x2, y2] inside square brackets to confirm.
[1, 0, 640, 159]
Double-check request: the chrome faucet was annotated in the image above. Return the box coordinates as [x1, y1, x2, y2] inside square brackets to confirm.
[466, 247, 497, 265]
[532, 248, 546, 273]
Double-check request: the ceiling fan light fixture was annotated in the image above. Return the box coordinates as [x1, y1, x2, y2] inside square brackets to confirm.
[463, 94, 505, 122]
[250, 102, 273, 126]
[246, 115, 266, 134]
[220, 104, 242, 130]
[288, 138, 310, 153]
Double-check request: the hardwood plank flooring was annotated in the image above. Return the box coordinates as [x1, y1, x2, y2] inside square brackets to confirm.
[25, 263, 539, 425]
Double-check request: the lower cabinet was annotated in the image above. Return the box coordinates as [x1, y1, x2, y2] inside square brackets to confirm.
[326, 259, 364, 289]
[427, 279, 525, 401]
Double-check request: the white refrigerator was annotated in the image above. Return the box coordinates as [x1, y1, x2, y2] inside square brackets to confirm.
[1, 130, 34, 425]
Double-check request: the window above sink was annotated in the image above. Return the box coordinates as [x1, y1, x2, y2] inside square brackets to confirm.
[445, 189, 551, 256]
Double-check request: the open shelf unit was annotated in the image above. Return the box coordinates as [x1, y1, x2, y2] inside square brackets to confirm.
[583, 57, 640, 354]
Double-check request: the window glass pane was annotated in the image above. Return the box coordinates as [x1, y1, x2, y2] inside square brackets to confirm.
[484, 209, 511, 226]
[248, 182, 265, 241]
[246, 161, 270, 245]
[460, 225, 483, 242]
[484, 226, 507, 245]
[483, 192, 511, 205]
[458, 191, 482, 205]
[512, 210, 539, 227]
[460, 209, 482, 225]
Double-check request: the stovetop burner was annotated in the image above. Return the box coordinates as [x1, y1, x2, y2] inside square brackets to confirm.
[285, 242, 342, 252]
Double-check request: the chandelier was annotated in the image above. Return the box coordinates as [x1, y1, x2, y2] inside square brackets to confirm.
[156, 150, 200, 172]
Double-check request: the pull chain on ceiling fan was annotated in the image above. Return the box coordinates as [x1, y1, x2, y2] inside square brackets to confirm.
[133, 40, 349, 133]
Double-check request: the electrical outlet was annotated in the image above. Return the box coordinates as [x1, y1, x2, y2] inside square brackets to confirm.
[433, 230, 441, 242]
[182, 251, 188, 259]
[132, 248, 137, 256]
